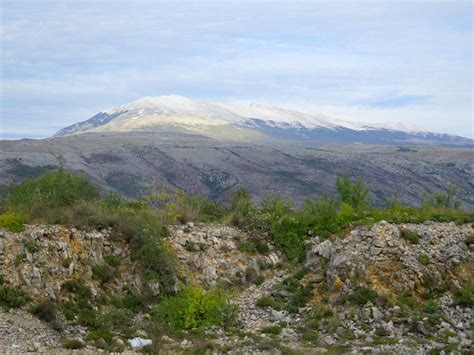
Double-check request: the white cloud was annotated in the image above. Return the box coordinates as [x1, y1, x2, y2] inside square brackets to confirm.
[0, 0, 472, 139]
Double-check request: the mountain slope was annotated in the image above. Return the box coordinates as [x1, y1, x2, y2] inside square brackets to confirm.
[1, 132, 473, 208]
[53, 96, 473, 146]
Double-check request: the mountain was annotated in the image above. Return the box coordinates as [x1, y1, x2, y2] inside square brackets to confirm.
[53, 95, 473, 146]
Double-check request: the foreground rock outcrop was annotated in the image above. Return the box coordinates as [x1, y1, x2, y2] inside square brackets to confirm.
[0, 221, 472, 353]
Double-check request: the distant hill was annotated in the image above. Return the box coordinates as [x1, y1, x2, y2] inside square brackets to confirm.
[1, 132, 473, 208]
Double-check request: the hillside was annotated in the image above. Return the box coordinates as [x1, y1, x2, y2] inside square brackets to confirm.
[0, 222, 472, 353]
[0, 170, 473, 353]
[1, 133, 473, 208]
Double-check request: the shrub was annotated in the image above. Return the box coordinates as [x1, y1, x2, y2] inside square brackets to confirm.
[0, 286, 30, 310]
[335, 172, 369, 209]
[0, 212, 26, 232]
[30, 300, 62, 330]
[256, 296, 275, 308]
[63, 339, 85, 349]
[62, 280, 92, 300]
[401, 229, 420, 244]
[303, 197, 339, 238]
[423, 299, 439, 314]
[92, 264, 115, 284]
[130, 237, 178, 295]
[254, 275, 265, 286]
[6, 171, 99, 217]
[453, 285, 473, 307]
[345, 287, 378, 305]
[271, 215, 307, 260]
[465, 234, 474, 245]
[78, 308, 98, 327]
[262, 325, 282, 335]
[22, 239, 39, 253]
[155, 285, 237, 330]
[104, 255, 121, 268]
[238, 239, 270, 255]
[418, 254, 430, 265]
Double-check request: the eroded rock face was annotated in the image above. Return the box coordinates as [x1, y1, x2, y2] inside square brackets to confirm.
[166, 224, 280, 288]
[306, 221, 473, 297]
[0, 225, 144, 302]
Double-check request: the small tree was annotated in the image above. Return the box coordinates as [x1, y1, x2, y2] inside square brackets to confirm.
[335, 172, 369, 209]
[422, 182, 462, 210]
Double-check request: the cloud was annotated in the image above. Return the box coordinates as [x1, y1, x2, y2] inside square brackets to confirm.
[353, 94, 430, 108]
[0, 0, 472, 139]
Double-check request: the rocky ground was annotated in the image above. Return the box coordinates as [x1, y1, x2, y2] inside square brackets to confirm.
[0, 222, 472, 353]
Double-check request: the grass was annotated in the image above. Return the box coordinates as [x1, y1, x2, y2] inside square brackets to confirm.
[0, 212, 26, 232]
[418, 254, 430, 265]
[401, 229, 421, 244]
[63, 339, 85, 349]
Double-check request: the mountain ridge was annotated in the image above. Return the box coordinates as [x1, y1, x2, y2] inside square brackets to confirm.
[53, 96, 473, 146]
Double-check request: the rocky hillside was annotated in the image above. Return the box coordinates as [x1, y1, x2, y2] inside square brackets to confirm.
[0, 221, 472, 353]
[1, 133, 473, 208]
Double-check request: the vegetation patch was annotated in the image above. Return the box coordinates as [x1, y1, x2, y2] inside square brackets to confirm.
[30, 300, 62, 330]
[418, 254, 430, 265]
[155, 285, 237, 331]
[0, 212, 26, 232]
[401, 229, 420, 244]
[343, 287, 378, 305]
[0, 285, 30, 310]
[62, 338, 85, 349]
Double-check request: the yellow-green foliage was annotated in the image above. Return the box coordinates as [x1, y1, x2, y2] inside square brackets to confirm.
[155, 285, 236, 330]
[0, 212, 26, 232]
[5, 171, 99, 217]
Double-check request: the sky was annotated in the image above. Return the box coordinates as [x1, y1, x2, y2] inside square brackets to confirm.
[0, 0, 472, 139]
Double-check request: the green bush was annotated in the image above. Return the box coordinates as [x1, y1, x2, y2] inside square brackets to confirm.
[0, 286, 30, 310]
[62, 280, 92, 300]
[271, 215, 307, 260]
[453, 285, 473, 307]
[63, 339, 85, 349]
[345, 287, 378, 305]
[238, 239, 270, 255]
[418, 254, 430, 265]
[401, 230, 420, 244]
[6, 171, 99, 217]
[262, 325, 282, 335]
[0, 212, 26, 232]
[30, 300, 62, 330]
[303, 197, 339, 238]
[155, 285, 236, 330]
[256, 296, 275, 308]
[22, 239, 39, 253]
[92, 264, 115, 284]
[335, 172, 369, 209]
[104, 255, 122, 268]
[254, 275, 265, 286]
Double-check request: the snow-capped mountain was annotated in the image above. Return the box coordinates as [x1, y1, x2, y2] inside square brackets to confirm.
[53, 95, 473, 146]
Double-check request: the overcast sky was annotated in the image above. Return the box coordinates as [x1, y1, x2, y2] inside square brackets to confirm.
[1, 0, 472, 139]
